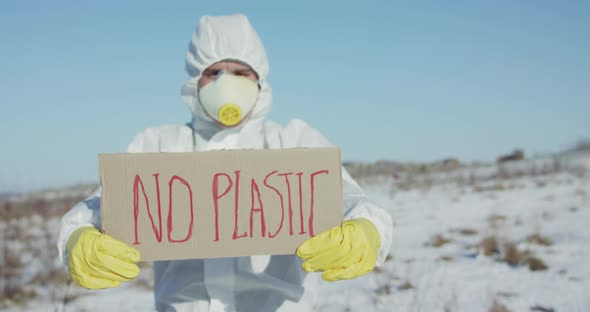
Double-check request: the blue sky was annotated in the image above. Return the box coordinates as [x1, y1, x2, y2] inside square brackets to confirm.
[1, 1, 588, 191]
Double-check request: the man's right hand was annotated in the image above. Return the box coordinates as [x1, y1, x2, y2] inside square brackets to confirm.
[66, 226, 141, 289]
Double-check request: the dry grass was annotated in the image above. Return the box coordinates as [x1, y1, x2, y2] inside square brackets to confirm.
[0, 193, 91, 306]
[480, 236, 500, 256]
[526, 234, 553, 246]
[575, 189, 587, 197]
[477, 235, 549, 271]
[375, 284, 391, 296]
[0, 288, 37, 308]
[0, 196, 86, 220]
[503, 243, 521, 266]
[431, 234, 452, 247]
[438, 256, 454, 262]
[502, 242, 533, 266]
[528, 257, 548, 271]
[443, 293, 458, 312]
[398, 281, 414, 290]
[474, 182, 506, 193]
[452, 228, 478, 236]
[488, 300, 511, 312]
[487, 214, 508, 228]
[496, 291, 518, 298]
[530, 304, 555, 312]
[541, 211, 555, 221]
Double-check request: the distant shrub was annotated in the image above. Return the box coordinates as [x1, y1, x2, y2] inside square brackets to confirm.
[431, 234, 452, 248]
[480, 236, 500, 256]
[398, 281, 414, 290]
[497, 149, 525, 164]
[528, 257, 548, 271]
[455, 228, 478, 236]
[488, 300, 511, 312]
[574, 139, 590, 152]
[526, 234, 553, 246]
[487, 214, 508, 228]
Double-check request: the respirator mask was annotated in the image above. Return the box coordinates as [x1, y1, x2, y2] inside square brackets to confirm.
[198, 72, 259, 127]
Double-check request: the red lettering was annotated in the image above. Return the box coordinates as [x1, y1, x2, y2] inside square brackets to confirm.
[212, 173, 233, 241]
[233, 171, 247, 240]
[296, 172, 305, 235]
[277, 172, 294, 235]
[249, 179, 266, 237]
[132, 174, 163, 245]
[309, 170, 329, 237]
[167, 175, 194, 243]
[264, 170, 284, 238]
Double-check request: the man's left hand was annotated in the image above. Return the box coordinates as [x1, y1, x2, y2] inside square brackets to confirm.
[296, 218, 381, 281]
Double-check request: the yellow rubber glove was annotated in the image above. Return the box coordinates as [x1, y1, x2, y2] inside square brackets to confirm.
[66, 226, 141, 289]
[296, 218, 381, 281]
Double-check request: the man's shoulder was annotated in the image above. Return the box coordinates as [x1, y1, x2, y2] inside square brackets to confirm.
[266, 118, 332, 148]
[127, 124, 192, 153]
[284, 118, 311, 128]
[134, 123, 192, 137]
[139, 124, 192, 136]
[265, 118, 311, 131]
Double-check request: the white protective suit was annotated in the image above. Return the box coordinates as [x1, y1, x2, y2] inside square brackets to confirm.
[57, 14, 393, 312]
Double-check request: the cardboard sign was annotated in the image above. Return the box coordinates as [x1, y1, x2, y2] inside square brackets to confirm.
[99, 148, 343, 261]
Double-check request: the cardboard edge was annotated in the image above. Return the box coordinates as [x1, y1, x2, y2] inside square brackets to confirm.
[96, 147, 340, 157]
[97, 154, 108, 234]
[336, 147, 344, 223]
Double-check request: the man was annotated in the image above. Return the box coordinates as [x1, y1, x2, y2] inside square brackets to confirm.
[57, 14, 393, 311]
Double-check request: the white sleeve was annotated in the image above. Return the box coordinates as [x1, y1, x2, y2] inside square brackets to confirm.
[283, 119, 393, 265]
[56, 187, 103, 268]
[56, 129, 152, 268]
[340, 168, 393, 266]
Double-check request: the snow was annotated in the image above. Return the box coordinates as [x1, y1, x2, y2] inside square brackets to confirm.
[2, 157, 589, 311]
[315, 171, 590, 311]
[17, 284, 156, 312]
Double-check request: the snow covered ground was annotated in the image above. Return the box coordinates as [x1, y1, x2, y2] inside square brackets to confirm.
[319, 172, 590, 312]
[2, 153, 589, 311]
